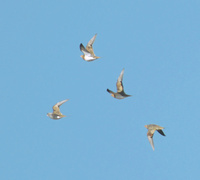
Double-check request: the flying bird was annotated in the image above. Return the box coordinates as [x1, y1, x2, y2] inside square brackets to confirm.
[47, 99, 69, 120]
[107, 68, 131, 99]
[144, 124, 166, 151]
[80, 34, 100, 61]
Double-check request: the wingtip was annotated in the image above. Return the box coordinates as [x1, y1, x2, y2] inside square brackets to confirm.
[121, 68, 125, 73]
[80, 43, 86, 52]
[151, 144, 155, 151]
[107, 89, 113, 94]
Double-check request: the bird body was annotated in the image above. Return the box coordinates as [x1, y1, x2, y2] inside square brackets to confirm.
[80, 34, 100, 61]
[107, 68, 131, 99]
[47, 99, 69, 120]
[144, 124, 165, 150]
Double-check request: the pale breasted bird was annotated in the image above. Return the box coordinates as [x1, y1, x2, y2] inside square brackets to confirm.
[80, 34, 100, 61]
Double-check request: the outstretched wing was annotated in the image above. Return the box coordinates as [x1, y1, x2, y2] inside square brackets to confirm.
[53, 99, 69, 115]
[157, 129, 166, 136]
[147, 135, 155, 151]
[107, 88, 115, 94]
[147, 129, 156, 151]
[52, 105, 61, 115]
[86, 34, 97, 56]
[116, 69, 124, 93]
[57, 99, 69, 107]
[80, 43, 92, 56]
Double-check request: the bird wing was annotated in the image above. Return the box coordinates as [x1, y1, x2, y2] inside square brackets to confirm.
[86, 34, 97, 56]
[147, 135, 155, 151]
[52, 99, 68, 115]
[57, 99, 69, 107]
[116, 69, 124, 93]
[107, 89, 115, 94]
[80, 43, 92, 56]
[147, 129, 156, 150]
[157, 129, 166, 136]
[52, 104, 61, 115]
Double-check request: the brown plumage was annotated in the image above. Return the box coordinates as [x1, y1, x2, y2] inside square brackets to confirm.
[80, 34, 100, 61]
[144, 124, 166, 150]
[107, 68, 131, 99]
[47, 99, 69, 120]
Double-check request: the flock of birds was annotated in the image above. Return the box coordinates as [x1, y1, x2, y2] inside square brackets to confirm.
[47, 34, 166, 151]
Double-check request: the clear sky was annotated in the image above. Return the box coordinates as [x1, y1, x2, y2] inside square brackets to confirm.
[1, 0, 200, 179]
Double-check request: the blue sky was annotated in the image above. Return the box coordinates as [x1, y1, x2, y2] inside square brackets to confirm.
[1, 0, 200, 179]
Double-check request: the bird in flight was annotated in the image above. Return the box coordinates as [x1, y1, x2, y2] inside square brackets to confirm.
[107, 68, 131, 99]
[47, 99, 69, 120]
[144, 124, 166, 150]
[80, 34, 100, 61]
